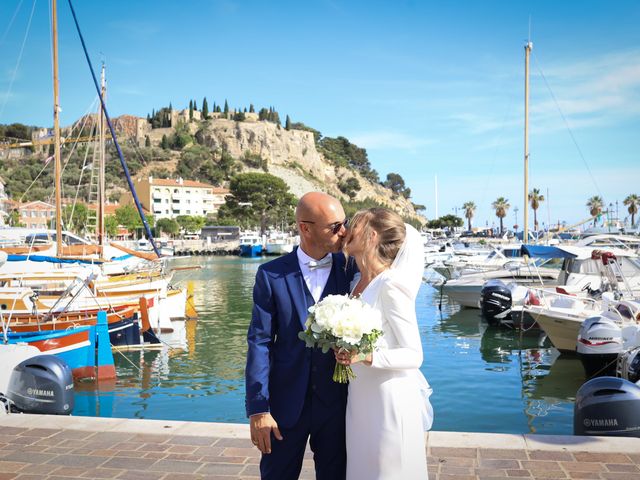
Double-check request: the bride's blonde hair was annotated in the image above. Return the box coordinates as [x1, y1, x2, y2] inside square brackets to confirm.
[347, 208, 406, 268]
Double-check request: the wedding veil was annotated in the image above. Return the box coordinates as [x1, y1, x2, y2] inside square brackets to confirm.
[390, 223, 434, 431]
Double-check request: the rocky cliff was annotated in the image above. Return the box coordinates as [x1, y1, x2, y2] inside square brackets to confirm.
[143, 116, 420, 220]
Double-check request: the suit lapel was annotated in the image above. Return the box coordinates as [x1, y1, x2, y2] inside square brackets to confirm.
[283, 248, 313, 329]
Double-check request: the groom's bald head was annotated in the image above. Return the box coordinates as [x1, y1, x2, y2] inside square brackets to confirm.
[296, 192, 342, 222]
[296, 192, 347, 259]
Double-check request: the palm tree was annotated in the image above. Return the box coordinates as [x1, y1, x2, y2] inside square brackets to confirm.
[528, 188, 545, 231]
[491, 197, 510, 235]
[623, 194, 639, 227]
[462, 201, 476, 231]
[586, 196, 604, 226]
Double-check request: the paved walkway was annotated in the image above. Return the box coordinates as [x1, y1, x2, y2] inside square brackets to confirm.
[0, 415, 639, 479]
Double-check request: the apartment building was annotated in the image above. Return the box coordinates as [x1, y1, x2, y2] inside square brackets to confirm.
[121, 177, 229, 220]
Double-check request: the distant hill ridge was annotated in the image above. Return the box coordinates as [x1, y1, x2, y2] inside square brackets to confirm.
[0, 111, 423, 221]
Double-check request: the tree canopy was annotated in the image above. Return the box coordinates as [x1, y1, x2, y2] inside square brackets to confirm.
[217, 173, 296, 233]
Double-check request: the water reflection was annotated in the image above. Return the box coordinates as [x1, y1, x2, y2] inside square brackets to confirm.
[73, 259, 584, 434]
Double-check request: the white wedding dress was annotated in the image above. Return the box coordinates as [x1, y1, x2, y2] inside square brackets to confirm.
[346, 225, 433, 480]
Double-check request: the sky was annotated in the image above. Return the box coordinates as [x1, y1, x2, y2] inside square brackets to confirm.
[0, 0, 639, 228]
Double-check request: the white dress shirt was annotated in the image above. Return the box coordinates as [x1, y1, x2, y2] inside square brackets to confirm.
[297, 247, 332, 303]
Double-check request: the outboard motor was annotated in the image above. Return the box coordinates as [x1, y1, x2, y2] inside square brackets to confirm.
[618, 346, 640, 384]
[574, 376, 640, 437]
[577, 314, 623, 378]
[3, 355, 74, 415]
[480, 279, 512, 325]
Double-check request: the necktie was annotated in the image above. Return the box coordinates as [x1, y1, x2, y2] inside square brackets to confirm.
[307, 256, 332, 271]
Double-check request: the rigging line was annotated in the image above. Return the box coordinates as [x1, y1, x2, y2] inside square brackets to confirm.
[0, 0, 25, 47]
[18, 156, 52, 204]
[68, 121, 95, 228]
[0, 0, 37, 122]
[532, 52, 603, 197]
[44, 96, 98, 207]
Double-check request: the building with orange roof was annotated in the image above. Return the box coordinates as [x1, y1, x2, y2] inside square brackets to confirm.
[120, 176, 229, 220]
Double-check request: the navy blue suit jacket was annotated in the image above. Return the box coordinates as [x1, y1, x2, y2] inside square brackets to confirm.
[245, 249, 354, 429]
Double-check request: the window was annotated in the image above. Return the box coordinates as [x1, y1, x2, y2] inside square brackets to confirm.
[173, 189, 178, 194]
[185, 190, 191, 194]
[172, 210, 180, 215]
[154, 198, 162, 203]
[186, 210, 191, 214]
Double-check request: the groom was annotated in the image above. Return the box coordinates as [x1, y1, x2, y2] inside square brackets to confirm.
[245, 192, 354, 480]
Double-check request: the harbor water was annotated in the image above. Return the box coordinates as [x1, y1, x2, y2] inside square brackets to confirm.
[74, 256, 585, 434]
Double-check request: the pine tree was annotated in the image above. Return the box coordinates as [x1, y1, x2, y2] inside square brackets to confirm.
[285, 115, 291, 130]
[202, 97, 209, 119]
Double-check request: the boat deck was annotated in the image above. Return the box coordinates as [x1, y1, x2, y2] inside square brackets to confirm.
[0, 415, 639, 479]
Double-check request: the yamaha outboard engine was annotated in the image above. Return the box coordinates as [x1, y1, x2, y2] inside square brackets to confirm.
[4, 355, 74, 415]
[577, 314, 623, 378]
[480, 279, 512, 325]
[574, 376, 640, 437]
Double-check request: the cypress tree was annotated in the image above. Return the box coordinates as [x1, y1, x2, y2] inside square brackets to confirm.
[189, 100, 194, 121]
[202, 97, 209, 119]
[193, 99, 198, 111]
[224, 99, 229, 114]
[285, 115, 291, 130]
[145, 135, 151, 147]
[249, 103, 255, 113]
[161, 134, 169, 149]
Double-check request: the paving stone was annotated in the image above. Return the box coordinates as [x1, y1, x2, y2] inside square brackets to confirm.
[114, 471, 166, 480]
[605, 463, 640, 472]
[137, 444, 170, 453]
[479, 459, 521, 469]
[18, 429, 58, 438]
[0, 474, 18, 480]
[599, 473, 640, 480]
[45, 454, 110, 468]
[165, 436, 216, 447]
[222, 447, 259, 458]
[1, 453, 56, 465]
[573, 452, 632, 463]
[52, 466, 90, 477]
[475, 468, 508, 477]
[441, 465, 473, 475]
[520, 460, 563, 470]
[480, 449, 528, 460]
[526, 470, 568, 479]
[529, 451, 575, 461]
[0, 463, 25, 474]
[434, 456, 477, 467]
[560, 461, 606, 472]
[214, 438, 253, 448]
[564, 472, 602, 479]
[192, 446, 225, 457]
[147, 459, 200, 474]
[430, 447, 478, 458]
[195, 463, 245, 476]
[167, 445, 199, 454]
[505, 469, 530, 477]
[102, 457, 158, 471]
[79, 468, 123, 478]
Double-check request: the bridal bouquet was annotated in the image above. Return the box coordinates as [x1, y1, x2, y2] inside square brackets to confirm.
[298, 294, 383, 383]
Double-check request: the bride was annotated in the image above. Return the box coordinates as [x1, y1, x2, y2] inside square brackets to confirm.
[336, 207, 433, 480]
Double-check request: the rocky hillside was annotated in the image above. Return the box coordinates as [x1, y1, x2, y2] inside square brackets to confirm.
[141, 115, 421, 220]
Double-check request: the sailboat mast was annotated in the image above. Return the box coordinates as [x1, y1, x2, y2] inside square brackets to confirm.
[523, 41, 532, 244]
[98, 64, 106, 248]
[52, 0, 63, 256]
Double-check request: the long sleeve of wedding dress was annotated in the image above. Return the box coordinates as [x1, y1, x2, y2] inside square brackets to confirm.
[370, 275, 423, 370]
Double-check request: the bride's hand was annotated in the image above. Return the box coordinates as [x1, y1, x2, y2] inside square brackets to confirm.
[335, 348, 372, 366]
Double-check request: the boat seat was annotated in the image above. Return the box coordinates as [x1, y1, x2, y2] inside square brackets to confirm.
[555, 287, 575, 296]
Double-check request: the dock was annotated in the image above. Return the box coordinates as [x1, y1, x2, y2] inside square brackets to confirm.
[1, 415, 638, 479]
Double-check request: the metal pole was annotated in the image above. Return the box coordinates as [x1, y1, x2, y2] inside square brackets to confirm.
[52, 0, 63, 256]
[524, 41, 532, 245]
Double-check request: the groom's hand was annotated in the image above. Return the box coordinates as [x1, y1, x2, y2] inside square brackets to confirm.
[250, 413, 283, 454]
